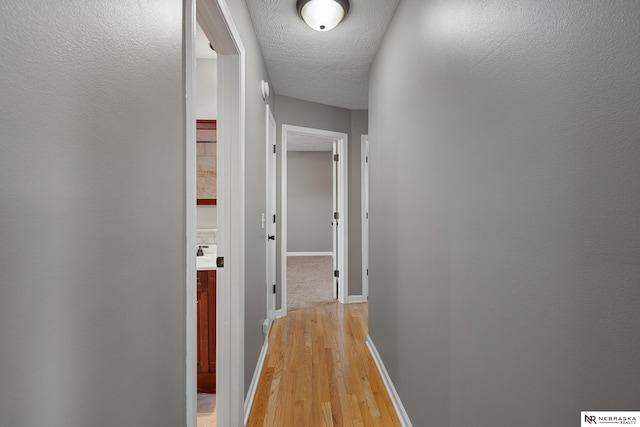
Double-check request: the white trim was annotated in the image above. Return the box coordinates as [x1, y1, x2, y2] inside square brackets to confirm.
[243, 337, 269, 425]
[366, 337, 413, 427]
[347, 295, 367, 304]
[263, 318, 273, 339]
[287, 251, 334, 257]
[361, 135, 369, 300]
[281, 124, 349, 317]
[265, 104, 277, 323]
[280, 127, 288, 314]
[339, 134, 348, 305]
[185, 2, 197, 426]
[195, 1, 246, 426]
[332, 140, 338, 300]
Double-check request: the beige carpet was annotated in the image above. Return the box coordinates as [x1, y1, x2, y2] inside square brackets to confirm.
[197, 393, 216, 427]
[287, 256, 335, 311]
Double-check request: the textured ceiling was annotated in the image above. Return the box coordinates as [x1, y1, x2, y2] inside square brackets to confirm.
[245, 0, 400, 110]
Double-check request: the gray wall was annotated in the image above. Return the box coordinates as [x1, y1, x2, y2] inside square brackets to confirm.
[275, 95, 367, 304]
[368, 1, 640, 426]
[0, 0, 185, 426]
[287, 151, 333, 253]
[224, 0, 275, 396]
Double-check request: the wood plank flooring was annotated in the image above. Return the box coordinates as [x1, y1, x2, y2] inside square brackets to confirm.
[246, 302, 401, 427]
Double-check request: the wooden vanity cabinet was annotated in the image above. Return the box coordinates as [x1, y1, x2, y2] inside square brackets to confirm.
[197, 270, 216, 393]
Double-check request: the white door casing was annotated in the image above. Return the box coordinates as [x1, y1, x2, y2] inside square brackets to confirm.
[185, 4, 197, 424]
[332, 139, 338, 300]
[189, 1, 246, 426]
[361, 135, 369, 300]
[266, 104, 277, 325]
[280, 125, 349, 316]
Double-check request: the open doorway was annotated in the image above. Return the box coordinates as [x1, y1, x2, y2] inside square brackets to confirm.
[287, 141, 334, 311]
[186, 1, 245, 426]
[280, 125, 349, 315]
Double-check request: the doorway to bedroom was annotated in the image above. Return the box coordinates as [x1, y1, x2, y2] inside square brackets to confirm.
[280, 126, 349, 314]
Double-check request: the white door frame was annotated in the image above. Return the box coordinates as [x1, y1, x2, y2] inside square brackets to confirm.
[332, 140, 339, 300]
[280, 125, 349, 315]
[265, 104, 277, 327]
[187, 1, 246, 426]
[361, 135, 369, 300]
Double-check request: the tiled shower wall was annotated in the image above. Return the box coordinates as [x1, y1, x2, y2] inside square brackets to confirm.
[196, 229, 217, 245]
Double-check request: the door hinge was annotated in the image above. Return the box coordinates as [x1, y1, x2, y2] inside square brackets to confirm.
[367, 268, 369, 276]
[333, 154, 339, 162]
[273, 214, 276, 223]
[272, 284, 276, 294]
[366, 155, 368, 163]
[366, 212, 369, 219]
[333, 212, 339, 220]
[216, 257, 224, 268]
[273, 144, 276, 153]
[334, 270, 339, 278]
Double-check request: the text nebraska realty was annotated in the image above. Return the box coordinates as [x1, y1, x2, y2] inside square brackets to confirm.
[586, 415, 637, 424]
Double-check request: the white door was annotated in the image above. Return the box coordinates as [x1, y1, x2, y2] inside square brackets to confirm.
[332, 140, 339, 300]
[266, 105, 277, 321]
[361, 136, 369, 300]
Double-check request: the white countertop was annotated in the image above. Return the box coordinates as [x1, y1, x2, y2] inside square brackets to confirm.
[196, 245, 217, 270]
[196, 256, 217, 271]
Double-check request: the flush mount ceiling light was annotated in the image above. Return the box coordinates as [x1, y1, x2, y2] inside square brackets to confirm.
[296, 0, 350, 32]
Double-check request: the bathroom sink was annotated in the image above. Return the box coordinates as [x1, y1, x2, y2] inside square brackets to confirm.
[196, 244, 217, 270]
[196, 255, 217, 270]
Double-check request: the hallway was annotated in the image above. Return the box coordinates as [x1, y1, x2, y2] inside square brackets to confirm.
[246, 303, 401, 426]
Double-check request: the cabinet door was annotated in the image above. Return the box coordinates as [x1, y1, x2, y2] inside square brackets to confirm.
[196, 271, 209, 374]
[208, 271, 216, 376]
[197, 270, 216, 393]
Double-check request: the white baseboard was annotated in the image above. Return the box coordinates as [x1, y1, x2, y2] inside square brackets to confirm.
[366, 336, 413, 427]
[287, 251, 333, 257]
[244, 337, 269, 425]
[275, 309, 285, 319]
[347, 295, 367, 303]
[263, 317, 273, 337]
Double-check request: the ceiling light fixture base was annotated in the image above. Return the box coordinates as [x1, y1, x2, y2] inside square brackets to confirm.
[296, 0, 350, 32]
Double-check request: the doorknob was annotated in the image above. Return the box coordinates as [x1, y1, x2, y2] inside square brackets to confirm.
[268, 235, 275, 240]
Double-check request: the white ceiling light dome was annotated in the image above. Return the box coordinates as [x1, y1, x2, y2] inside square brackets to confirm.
[296, 0, 350, 32]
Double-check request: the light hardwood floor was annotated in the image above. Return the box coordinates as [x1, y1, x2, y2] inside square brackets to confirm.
[246, 302, 401, 427]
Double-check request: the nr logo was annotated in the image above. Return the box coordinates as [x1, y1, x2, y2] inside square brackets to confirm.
[585, 414, 597, 424]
